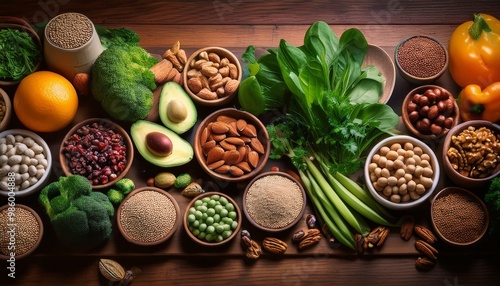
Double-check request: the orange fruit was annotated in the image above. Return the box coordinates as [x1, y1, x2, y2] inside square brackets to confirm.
[14, 71, 78, 132]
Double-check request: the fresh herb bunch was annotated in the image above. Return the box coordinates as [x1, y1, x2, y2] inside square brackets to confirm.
[0, 28, 41, 81]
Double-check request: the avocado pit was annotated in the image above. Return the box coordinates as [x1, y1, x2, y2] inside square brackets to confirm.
[167, 99, 188, 123]
[146, 131, 173, 157]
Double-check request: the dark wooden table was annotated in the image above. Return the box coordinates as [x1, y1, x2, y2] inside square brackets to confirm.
[2, 1, 500, 285]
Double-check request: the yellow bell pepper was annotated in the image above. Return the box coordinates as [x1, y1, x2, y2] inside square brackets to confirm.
[458, 82, 500, 122]
[449, 13, 500, 89]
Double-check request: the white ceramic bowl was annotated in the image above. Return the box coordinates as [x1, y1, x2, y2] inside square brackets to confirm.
[364, 135, 440, 210]
[0, 129, 52, 197]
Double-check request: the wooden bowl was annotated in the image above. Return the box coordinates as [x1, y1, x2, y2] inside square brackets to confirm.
[395, 35, 448, 85]
[364, 135, 440, 210]
[442, 120, 500, 189]
[194, 108, 270, 183]
[402, 85, 460, 140]
[0, 129, 52, 197]
[0, 88, 12, 131]
[363, 44, 396, 104]
[243, 171, 306, 233]
[117, 187, 181, 246]
[183, 192, 241, 247]
[59, 118, 134, 189]
[182, 47, 242, 106]
[0, 204, 44, 260]
[431, 187, 489, 247]
[0, 16, 42, 86]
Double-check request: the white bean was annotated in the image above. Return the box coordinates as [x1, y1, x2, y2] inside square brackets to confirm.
[29, 158, 38, 166]
[16, 143, 28, 154]
[24, 148, 35, 158]
[0, 154, 8, 165]
[20, 173, 30, 181]
[28, 177, 38, 185]
[8, 155, 22, 165]
[21, 180, 30, 190]
[0, 143, 7, 155]
[6, 146, 17, 157]
[0, 165, 10, 177]
[0, 181, 8, 191]
[31, 143, 44, 154]
[0, 138, 5, 144]
[36, 169, 45, 179]
[15, 135, 24, 142]
[21, 155, 31, 165]
[28, 165, 37, 176]
[22, 137, 35, 147]
[6, 134, 15, 144]
[9, 164, 19, 173]
[19, 164, 28, 174]
[39, 158, 48, 168]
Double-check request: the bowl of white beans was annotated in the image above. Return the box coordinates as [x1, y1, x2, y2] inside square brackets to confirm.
[0, 129, 52, 197]
[364, 135, 440, 210]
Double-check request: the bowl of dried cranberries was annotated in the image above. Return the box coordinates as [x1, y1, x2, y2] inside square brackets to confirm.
[59, 118, 134, 189]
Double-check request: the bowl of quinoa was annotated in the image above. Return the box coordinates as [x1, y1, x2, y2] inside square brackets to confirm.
[243, 171, 306, 233]
[0, 204, 44, 260]
[431, 187, 489, 246]
[395, 35, 448, 85]
[117, 187, 180, 246]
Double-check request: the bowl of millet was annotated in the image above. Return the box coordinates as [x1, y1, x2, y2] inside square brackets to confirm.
[395, 35, 448, 85]
[117, 187, 181, 246]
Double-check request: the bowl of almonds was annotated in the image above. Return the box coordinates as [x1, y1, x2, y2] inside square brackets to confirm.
[183, 47, 242, 106]
[194, 108, 270, 182]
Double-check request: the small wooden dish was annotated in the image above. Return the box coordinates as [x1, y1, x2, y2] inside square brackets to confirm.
[183, 192, 241, 247]
[0, 88, 12, 131]
[182, 47, 242, 106]
[363, 44, 396, 104]
[59, 118, 134, 189]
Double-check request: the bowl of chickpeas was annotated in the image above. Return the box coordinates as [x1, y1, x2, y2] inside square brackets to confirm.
[364, 135, 440, 210]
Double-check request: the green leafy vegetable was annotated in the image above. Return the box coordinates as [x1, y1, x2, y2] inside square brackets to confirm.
[95, 26, 141, 49]
[485, 177, 500, 237]
[0, 28, 41, 81]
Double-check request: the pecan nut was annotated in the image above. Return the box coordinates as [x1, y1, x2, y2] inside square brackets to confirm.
[415, 239, 438, 260]
[354, 233, 365, 254]
[245, 239, 261, 260]
[298, 232, 322, 250]
[262, 237, 288, 254]
[415, 257, 435, 271]
[366, 226, 390, 248]
[414, 225, 438, 244]
[400, 215, 415, 241]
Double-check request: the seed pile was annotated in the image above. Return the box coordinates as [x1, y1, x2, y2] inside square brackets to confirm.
[432, 192, 486, 243]
[46, 13, 93, 49]
[120, 190, 177, 243]
[0, 134, 48, 192]
[245, 175, 304, 229]
[397, 36, 446, 78]
[0, 206, 41, 256]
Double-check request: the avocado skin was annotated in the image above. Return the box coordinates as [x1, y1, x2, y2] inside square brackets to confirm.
[159, 82, 197, 134]
[130, 120, 193, 167]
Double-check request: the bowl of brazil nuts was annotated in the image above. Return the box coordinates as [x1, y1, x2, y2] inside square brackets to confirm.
[364, 135, 440, 210]
[0, 129, 52, 197]
[402, 85, 460, 140]
[117, 186, 181, 246]
[442, 120, 500, 189]
[59, 118, 134, 189]
[395, 35, 448, 85]
[183, 47, 242, 106]
[243, 171, 307, 232]
[184, 192, 241, 247]
[0, 204, 44, 259]
[431, 187, 489, 246]
[194, 108, 270, 183]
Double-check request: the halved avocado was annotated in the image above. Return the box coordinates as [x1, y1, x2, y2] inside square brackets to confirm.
[131, 120, 193, 167]
[159, 81, 197, 134]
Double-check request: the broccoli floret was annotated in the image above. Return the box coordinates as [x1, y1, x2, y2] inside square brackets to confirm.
[95, 26, 140, 49]
[174, 173, 192, 189]
[90, 45, 158, 122]
[113, 178, 135, 195]
[485, 177, 500, 237]
[39, 175, 115, 251]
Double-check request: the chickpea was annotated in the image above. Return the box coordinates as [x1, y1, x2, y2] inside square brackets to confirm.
[399, 183, 408, 195]
[392, 186, 399, 194]
[385, 160, 394, 170]
[406, 164, 416, 174]
[373, 182, 384, 192]
[383, 185, 393, 197]
[390, 143, 402, 151]
[380, 168, 390, 178]
[397, 177, 407, 186]
[378, 156, 387, 168]
[407, 180, 416, 192]
[422, 167, 433, 177]
[397, 148, 406, 157]
[374, 167, 382, 177]
[368, 163, 378, 172]
[387, 176, 398, 186]
[421, 153, 431, 162]
[404, 173, 413, 183]
[405, 157, 416, 166]
[415, 184, 426, 195]
[390, 194, 401, 203]
[414, 165, 423, 177]
[394, 168, 406, 179]
[401, 193, 411, 202]
[420, 177, 433, 188]
[386, 150, 398, 161]
[379, 146, 390, 156]
[420, 159, 431, 168]
[413, 146, 423, 156]
[404, 150, 414, 158]
[377, 177, 388, 187]
[404, 142, 414, 150]
[372, 153, 381, 163]
[393, 159, 405, 170]
[409, 190, 420, 200]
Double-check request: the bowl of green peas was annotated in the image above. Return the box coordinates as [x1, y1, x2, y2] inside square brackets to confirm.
[183, 192, 241, 247]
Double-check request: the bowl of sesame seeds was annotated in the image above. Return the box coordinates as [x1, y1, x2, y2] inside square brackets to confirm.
[43, 12, 103, 81]
[243, 171, 306, 233]
[395, 35, 448, 85]
[117, 187, 181, 246]
[0, 204, 44, 260]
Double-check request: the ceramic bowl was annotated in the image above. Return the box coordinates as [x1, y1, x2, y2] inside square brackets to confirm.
[59, 118, 134, 189]
[0, 204, 44, 260]
[183, 192, 242, 247]
[243, 171, 306, 233]
[0, 129, 52, 197]
[401, 85, 460, 140]
[363, 44, 396, 104]
[394, 35, 448, 85]
[117, 187, 181, 246]
[182, 47, 242, 106]
[0, 88, 12, 131]
[194, 108, 270, 183]
[442, 120, 500, 189]
[0, 16, 42, 86]
[364, 135, 440, 210]
[430, 187, 489, 247]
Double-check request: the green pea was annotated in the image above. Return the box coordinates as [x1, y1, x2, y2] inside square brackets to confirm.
[202, 213, 208, 221]
[194, 210, 203, 219]
[220, 208, 228, 218]
[215, 234, 224, 242]
[205, 233, 215, 242]
[222, 217, 233, 225]
[187, 213, 196, 223]
[206, 225, 215, 234]
[223, 224, 231, 231]
[189, 207, 196, 214]
[207, 199, 217, 208]
[231, 221, 238, 230]
[215, 224, 225, 234]
[191, 228, 200, 237]
[222, 230, 232, 239]
[228, 211, 237, 220]
[214, 204, 224, 214]
[202, 197, 211, 203]
[219, 196, 228, 206]
[207, 208, 216, 217]
[198, 223, 207, 232]
[194, 200, 203, 207]
[197, 231, 206, 240]
[225, 203, 234, 212]
[213, 214, 221, 223]
[211, 194, 221, 201]
[206, 216, 214, 225]
[192, 220, 200, 228]
[196, 205, 208, 213]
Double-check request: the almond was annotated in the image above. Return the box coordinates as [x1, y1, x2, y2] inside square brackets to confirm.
[211, 121, 230, 134]
[227, 121, 240, 136]
[229, 166, 244, 177]
[219, 140, 236, 151]
[197, 88, 217, 100]
[228, 63, 238, 79]
[236, 119, 247, 131]
[73, 72, 90, 96]
[187, 77, 203, 94]
[223, 150, 240, 165]
[214, 165, 230, 174]
[241, 124, 257, 137]
[202, 140, 216, 155]
[248, 151, 260, 168]
[250, 138, 265, 154]
[225, 137, 245, 146]
[212, 133, 227, 142]
[200, 126, 210, 146]
[201, 66, 219, 78]
[207, 159, 225, 170]
[216, 115, 237, 124]
[236, 161, 252, 172]
[206, 146, 225, 164]
[224, 79, 240, 96]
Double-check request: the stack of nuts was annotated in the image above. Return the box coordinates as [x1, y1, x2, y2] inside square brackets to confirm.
[406, 86, 456, 136]
[186, 50, 240, 100]
[400, 216, 439, 271]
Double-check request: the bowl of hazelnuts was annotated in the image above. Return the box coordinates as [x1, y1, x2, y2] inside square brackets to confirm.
[402, 85, 460, 140]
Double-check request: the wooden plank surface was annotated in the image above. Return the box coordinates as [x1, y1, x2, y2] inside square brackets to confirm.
[1, 0, 500, 285]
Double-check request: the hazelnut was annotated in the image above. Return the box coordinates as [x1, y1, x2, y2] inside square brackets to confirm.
[407, 102, 418, 113]
[427, 105, 439, 120]
[430, 124, 442, 135]
[434, 115, 446, 126]
[444, 117, 455, 129]
[424, 89, 437, 103]
[419, 95, 430, 106]
[437, 100, 446, 112]
[412, 93, 422, 104]
[419, 105, 430, 117]
[417, 118, 431, 133]
[409, 111, 420, 123]
[433, 88, 442, 100]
